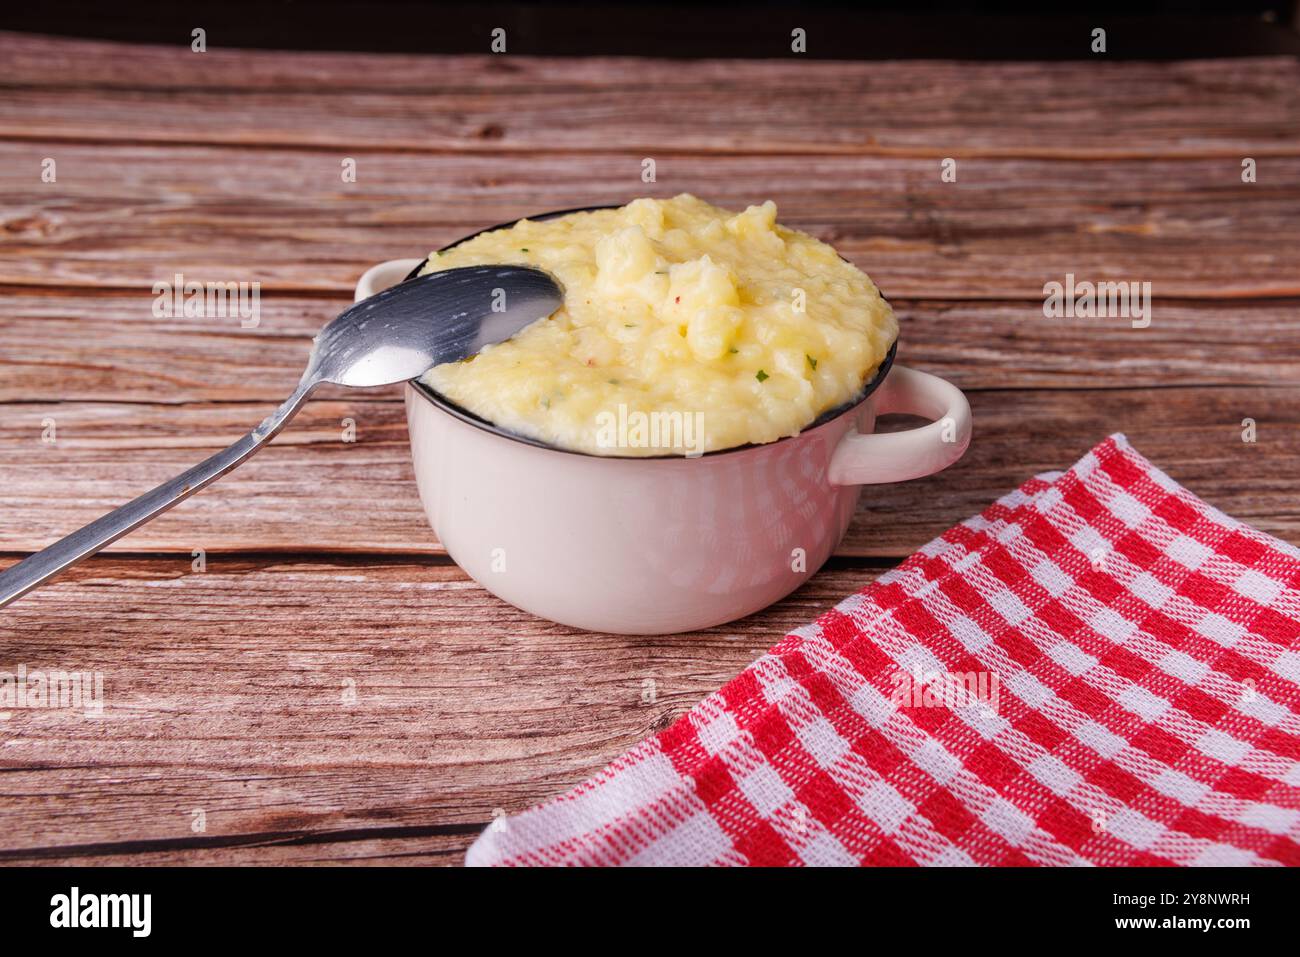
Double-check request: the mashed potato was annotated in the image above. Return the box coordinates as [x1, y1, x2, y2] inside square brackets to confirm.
[419, 194, 897, 456]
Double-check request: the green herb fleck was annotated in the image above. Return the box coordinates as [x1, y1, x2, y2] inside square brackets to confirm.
[806, 355, 818, 370]
[624, 323, 637, 328]
[755, 369, 769, 382]
[520, 248, 530, 253]
[728, 347, 738, 354]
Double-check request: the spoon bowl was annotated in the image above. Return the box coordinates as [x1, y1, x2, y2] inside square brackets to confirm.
[309, 265, 563, 387]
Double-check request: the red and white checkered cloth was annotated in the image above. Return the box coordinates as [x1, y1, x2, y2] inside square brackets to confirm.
[467, 435, 1300, 866]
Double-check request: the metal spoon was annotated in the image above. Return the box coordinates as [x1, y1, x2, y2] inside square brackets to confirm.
[0, 265, 563, 608]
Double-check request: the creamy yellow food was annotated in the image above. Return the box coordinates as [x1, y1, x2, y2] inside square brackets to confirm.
[419, 194, 897, 456]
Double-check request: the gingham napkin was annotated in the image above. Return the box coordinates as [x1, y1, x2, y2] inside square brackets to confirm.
[468, 435, 1300, 866]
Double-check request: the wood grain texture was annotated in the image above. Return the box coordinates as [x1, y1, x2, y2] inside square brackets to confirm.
[0, 557, 874, 863]
[0, 32, 1297, 866]
[4, 144, 1300, 297]
[4, 834, 472, 867]
[2, 33, 1298, 158]
[4, 31, 1298, 99]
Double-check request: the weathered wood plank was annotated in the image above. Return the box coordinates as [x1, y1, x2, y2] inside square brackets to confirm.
[0, 558, 875, 864]
[5, 834, 471, 867]
[0, 398, 422, 554]
[2, 388, 1295, 557]
[6, 88, 1296, 159]
[1, 294, 1295, 406]
[1, 33, 1297, 158]
[3, 30, 1296, 99]
[4, 144, 1300, 297]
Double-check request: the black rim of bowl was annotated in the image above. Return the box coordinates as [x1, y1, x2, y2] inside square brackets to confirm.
[404, 204, 899, 460]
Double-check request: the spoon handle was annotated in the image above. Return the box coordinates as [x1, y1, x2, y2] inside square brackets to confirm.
[0, 382, 315, 609]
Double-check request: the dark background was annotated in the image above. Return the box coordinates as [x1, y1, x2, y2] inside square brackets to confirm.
[1, 0, 1299, 58]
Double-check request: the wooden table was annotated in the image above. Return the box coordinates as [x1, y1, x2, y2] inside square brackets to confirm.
[1, 32, 1297, 865]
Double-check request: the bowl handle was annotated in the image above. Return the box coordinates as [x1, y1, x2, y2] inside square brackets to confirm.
[828, 365, 971, 486]
[355, 258, 426, 302]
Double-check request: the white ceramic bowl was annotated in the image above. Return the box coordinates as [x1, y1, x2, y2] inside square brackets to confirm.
[355, 250, 970, 635]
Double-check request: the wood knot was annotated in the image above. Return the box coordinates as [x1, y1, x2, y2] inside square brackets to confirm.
[648, 709, 680, 734]
[3, 214, 55, 236]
